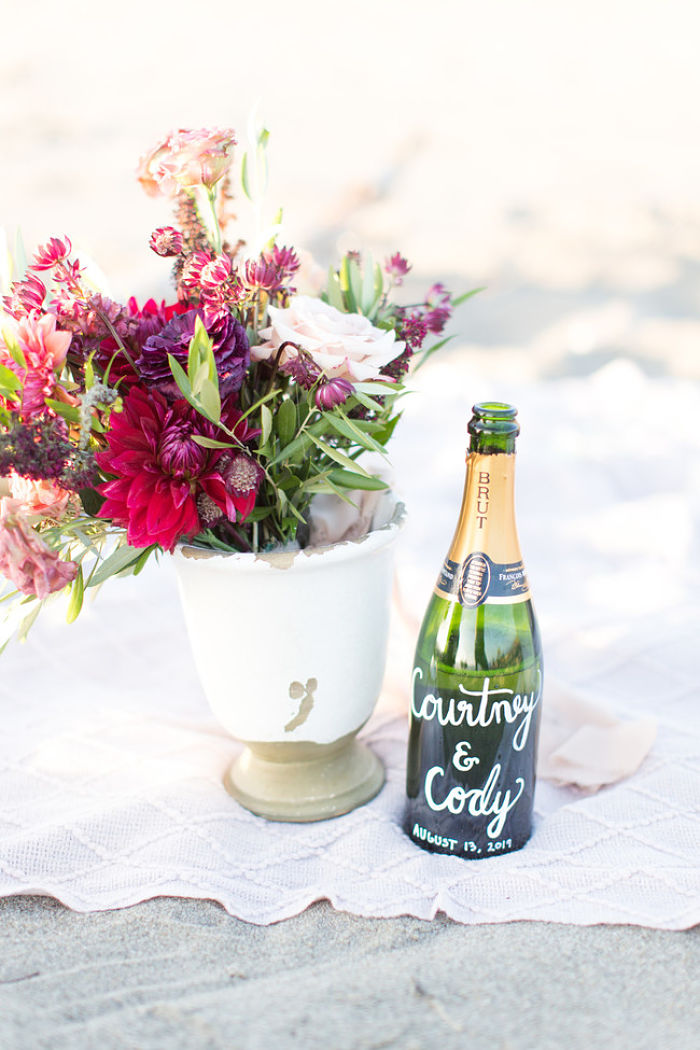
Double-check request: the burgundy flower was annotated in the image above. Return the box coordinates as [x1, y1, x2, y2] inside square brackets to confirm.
[95, 388, 222, 551]
[149, 227, 184, 257]
[422, 282, 452, 334]
[218, 451, 264, 521]
[269, 245, 300, 277]
[180, 250, 212, 291]
[242, 256, 283, 293]
[398, 310, 428, 351]
[199, 254, 232, 291]
[280, 347, 321, 389]
[137, 308, 250, 396]
[315, 376, 354, 410]
[30, 236, 73, 271]
[385, 252, 411, 284]
[96, 387, 261, 550]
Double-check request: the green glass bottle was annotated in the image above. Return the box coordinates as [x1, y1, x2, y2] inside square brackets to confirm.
[404, 403, 542, 858]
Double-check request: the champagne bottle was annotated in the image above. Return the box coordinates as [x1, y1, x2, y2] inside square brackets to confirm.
[404, 403, 542, 858]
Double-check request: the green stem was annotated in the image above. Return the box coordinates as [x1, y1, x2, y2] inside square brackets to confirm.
[206, 187, 222, 254]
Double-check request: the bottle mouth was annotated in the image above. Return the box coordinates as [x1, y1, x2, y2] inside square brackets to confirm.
[469, 402, 520, 438]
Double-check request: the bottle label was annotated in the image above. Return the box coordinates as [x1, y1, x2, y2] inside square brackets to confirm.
[405, 664, 542, 857]
[435, 552, 530, 606]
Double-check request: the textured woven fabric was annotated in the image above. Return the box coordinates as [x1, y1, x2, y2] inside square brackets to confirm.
[0, 365, 698, 928]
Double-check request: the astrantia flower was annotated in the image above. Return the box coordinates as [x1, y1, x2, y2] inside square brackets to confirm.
[315, 376, 354, 410]
[30, 236, 73, 271]
[218, 452, 264, 521]
[397, 310, 428, 351]
[199, 253, 232, 291]
[137, 308, 250, 396]
[422, 283, 452, 334]
[280, 347, 321, 389]
[385, 252, 411, 284]
[149, 227, 184, 257]
[242, 256, 284, 293]
[0, 499, 78, 599]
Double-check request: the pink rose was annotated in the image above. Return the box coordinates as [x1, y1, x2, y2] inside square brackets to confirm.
[137, 128, 237, 199]
[253, 296, 405, 382]
[0, 500, 78, 600]
[7, 473, 71, 519]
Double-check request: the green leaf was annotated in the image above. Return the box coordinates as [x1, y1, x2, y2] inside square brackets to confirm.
[326, 268, 345, 311]
[1, 329, 26, 370]
[353, 380, 402, 396]
[16, 601, 42, 643]
[372, 410, 403, 445]
[452, 286, 485, 307]
[275, 398, 296, 448]
[339, 256, 356, 311]
[307, 433, 373, 476]
[414, 335, 454, 372]
[191, 435, 235, 450]
[132, 545, 158, 577]
[168, 354, 192, 400]
[328, 469, 389, 491]
[0, 362, 22, 394]
[85, 351, 96, 392]
[241, 152, 252, 200]
[188, 317, 215, 382]
[246, 505, 274, 523]
[324, 411, 388, 456]
[260, 403, 273, 448]
[361, 253, 375, 315]
[87, 544, 145, 588]
[197, 379, 221, 423]
[302, 475, 357, 504]
[66, 565, 84, 624]
[45, 399, 80, 425]
[79, 487, 105, 517]
[351, 389, 385, 414]
[269, 430, 313, 466]
[373, 261, 384, 303]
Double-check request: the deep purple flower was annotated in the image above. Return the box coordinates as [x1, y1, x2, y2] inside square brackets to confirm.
[137, 308, 250, 396]
[315, 376, 354, 410]
[385, 252, 411, 284]
[149, 226, 184, 257]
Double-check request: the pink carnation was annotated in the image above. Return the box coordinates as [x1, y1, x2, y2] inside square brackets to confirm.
[0, 500, 78, 600]
[137, 128, 237, 199]
[7, 473, 71, 519]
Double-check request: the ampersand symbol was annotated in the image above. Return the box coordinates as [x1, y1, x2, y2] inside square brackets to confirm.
[452, 740, 480, 772]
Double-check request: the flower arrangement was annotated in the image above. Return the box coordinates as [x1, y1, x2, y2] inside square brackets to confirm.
[0, 125, 474, 645]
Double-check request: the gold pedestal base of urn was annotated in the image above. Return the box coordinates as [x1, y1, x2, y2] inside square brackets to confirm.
[224, 733, 385, 822]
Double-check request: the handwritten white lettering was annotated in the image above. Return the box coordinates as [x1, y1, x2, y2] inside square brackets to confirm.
[424, 763, 525, 838]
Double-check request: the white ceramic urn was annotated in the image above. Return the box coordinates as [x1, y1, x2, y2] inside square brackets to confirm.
[172, 498, 405, 821]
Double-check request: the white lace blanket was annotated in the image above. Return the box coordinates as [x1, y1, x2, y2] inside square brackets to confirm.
[0, 365, 698, 928]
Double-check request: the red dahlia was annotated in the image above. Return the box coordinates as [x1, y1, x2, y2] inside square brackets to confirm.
[95, 387, 259, 552]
